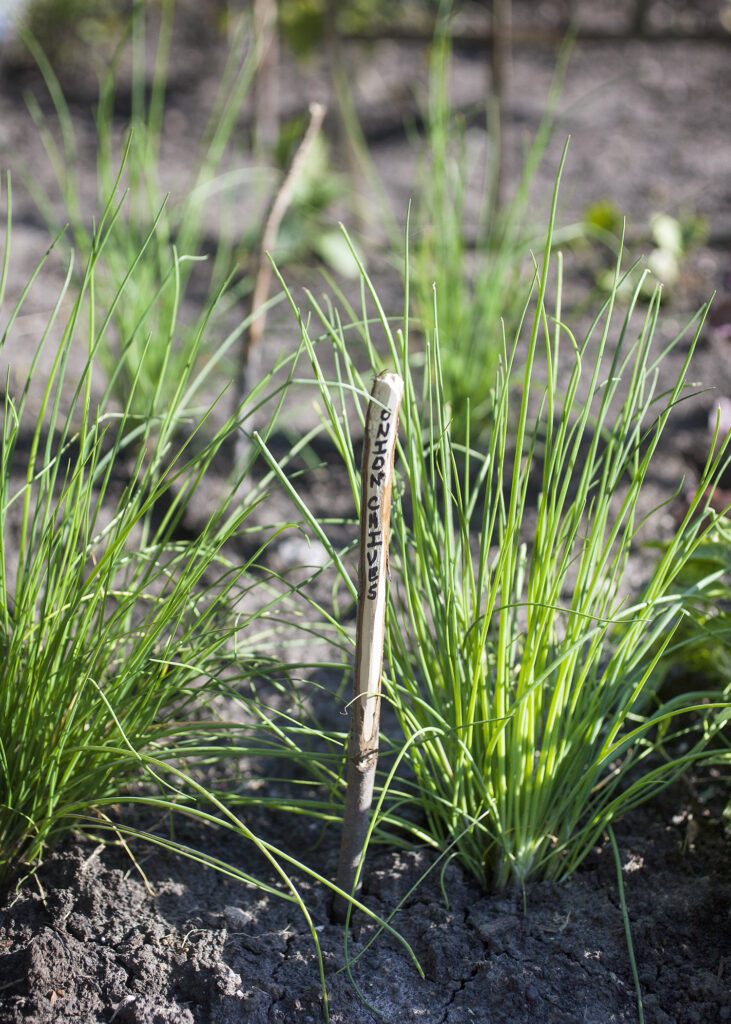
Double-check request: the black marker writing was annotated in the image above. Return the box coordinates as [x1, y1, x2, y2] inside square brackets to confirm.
[365, 408, 393, 599]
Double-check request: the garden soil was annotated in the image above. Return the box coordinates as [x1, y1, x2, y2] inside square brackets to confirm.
[1, 2, 730, 1021]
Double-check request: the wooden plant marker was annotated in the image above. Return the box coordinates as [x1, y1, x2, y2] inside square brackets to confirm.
[331, 371, 404, 924]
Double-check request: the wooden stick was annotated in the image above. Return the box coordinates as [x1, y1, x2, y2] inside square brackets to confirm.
[233, 101, 327, 469]
[331, 371, 404, 924]
[247, 101, 326, 356]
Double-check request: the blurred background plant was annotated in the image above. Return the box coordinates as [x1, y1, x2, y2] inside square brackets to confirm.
[277, 0, 442, 54]
[407, 30, 566, 444]
[582, 198, 708, 300]
[11, 0, 128, 63]
[20, 0, 263, 430]
[12, 0, 582, 449]
[237, 110, 360, 278]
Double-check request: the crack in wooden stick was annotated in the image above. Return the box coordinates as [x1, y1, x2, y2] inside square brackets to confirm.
[331, 371, 404, 925]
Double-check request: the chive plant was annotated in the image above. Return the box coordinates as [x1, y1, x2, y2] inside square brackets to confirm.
[642, 514, 731, 692]
[20, 0, 261, 426]
[409, 33, 569, 445]
[0, 170, 425, 1017]
[0, 171, 280, 881]
[261, 161, 730, 891]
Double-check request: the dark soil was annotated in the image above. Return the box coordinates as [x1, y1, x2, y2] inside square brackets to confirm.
[1, 2, 730, 1021]
[0, 783, 729, 1024]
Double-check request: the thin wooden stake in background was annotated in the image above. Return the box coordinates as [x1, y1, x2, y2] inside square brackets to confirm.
[331, 371, 404, 924]
[233, 101, 326, 469]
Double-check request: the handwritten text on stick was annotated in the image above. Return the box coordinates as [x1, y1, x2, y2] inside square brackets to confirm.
[332, 371, 404, 922]
[365, 409, 394, 600]
[356, 375, 403, 748]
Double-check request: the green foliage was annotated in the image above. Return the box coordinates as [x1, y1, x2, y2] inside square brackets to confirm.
[21, 0, 258, 427]
[645, 515, 731, 688]
[409, 34, 564, 444]
[645, 211, 708, 289]
[278, 0, 325, 57]
[271, 120, 359, 276]
[22, 0, 129, 64]
[262, 166, 729, 891]
[0, 172, 419, 1021]
[583, 198, 624, 236]
[584, 200, 708, 299]
[278, 0, 441, 56]
[0, 172, 285, 882]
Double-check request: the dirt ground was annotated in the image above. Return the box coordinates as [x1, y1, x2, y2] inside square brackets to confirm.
[0, 2, 730, 1021]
